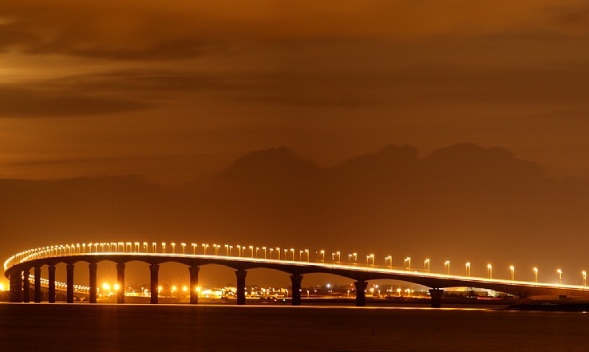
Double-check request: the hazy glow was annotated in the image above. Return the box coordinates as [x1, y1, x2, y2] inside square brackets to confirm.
[2, 1, 589, 289]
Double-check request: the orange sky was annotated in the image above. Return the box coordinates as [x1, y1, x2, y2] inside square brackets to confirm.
[1, 0, 589, 184]
[2, 1, 589, 288]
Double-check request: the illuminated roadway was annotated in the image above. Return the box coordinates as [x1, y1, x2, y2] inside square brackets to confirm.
[5, 242, 589, 307]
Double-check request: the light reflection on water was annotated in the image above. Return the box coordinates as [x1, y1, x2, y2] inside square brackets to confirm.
[1, 303, 588, 352]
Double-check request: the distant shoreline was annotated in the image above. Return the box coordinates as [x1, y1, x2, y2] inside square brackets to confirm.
[5, 290, 589, 311]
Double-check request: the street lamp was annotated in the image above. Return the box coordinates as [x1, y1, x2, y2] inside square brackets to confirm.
[191, 243, 197, 255]
[249, 245, 254, 258]
[370, 254, 375, 267]
[237, 245, 242, 257]
[509, 265, 515, 281]
[424, 258, 430, 273]
[181, 243, 186, 254]
[320, 250, 325, 263]
[276, 247, 280, 260]
[533, 267, 538, 283]
[262, 247, 267, 259]
[202, 243, 209, 255]
[583, 271, 587, 286]
[404, 257, 411, 270]
[444, 261, 450, 275]
[487, 264, 493, 279]
[305, 249, 309, 262]
[465, 262, 471, 277]
[557, 269, 562, 285]
[336, 251, 341, 265]
[290, 248, 295, 261]
[171, 242, 176, 253]
[385, 255, 393, 269]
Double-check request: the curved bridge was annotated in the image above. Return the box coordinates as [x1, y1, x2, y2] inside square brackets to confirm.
[5, 242, 589, 307]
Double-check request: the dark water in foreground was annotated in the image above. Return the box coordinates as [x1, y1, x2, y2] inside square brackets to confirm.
[1, 303, 588, 352]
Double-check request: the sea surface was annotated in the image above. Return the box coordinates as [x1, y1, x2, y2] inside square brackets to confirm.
[1, 303, 588, 352]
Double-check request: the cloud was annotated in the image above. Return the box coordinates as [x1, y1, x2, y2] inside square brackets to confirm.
[0, 85, 148, 117]
[2, 1, 588, 60]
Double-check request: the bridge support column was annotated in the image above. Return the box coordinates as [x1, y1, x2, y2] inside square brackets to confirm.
[9, 271, 23, 303]
[116, 263, 125, 304]
[23, 269, 30, 303]
[66, 263, 75, 303]
[34, 267, 42, 303]
[235, 269, 247, 305]
[354, 280, 368, 307]
[89, 263, 97, 303]
[150, 264, 159, 304]
[429, 288, 444, 308]
[189, 265, 200, 305]
[290, 274, 303, 306]
[48, 264, 56, 303]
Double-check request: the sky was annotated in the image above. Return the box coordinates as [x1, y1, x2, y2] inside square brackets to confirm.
[2, 1, 589, 289]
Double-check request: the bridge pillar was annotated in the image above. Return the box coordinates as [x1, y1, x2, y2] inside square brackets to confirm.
[235, 269, 247, 305]
[34, 267, 42, 303]
[66, 263, 75, 303]
[150, 264, 159, 304]
[189, 265, 200, 305]
[89, 263, 97, 303]
[9, 271, 23, 303]
[290, 274, 303, 306]
[429, 288, 444, 308]
[48, 264, 56, 303]
[116, 263, 125, 304]
[23, 269, 31, 303]
[354, 280, 368, 307]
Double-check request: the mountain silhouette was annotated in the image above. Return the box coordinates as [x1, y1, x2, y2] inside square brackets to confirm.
[1, 143, 588, 280]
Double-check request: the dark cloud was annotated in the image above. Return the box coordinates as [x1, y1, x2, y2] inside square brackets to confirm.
[0, 2, 211, 60]
[51, 69, 238, 94]
[3, 1, 588, 60]
[0, 86, 148, 117]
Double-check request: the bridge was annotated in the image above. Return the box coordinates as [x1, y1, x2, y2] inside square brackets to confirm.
[5, 242, 589, 307]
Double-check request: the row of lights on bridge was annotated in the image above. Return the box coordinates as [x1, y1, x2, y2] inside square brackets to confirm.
[6, 243, 588, 286]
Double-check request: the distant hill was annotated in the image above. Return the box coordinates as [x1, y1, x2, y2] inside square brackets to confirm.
[2, 143, 588, 277]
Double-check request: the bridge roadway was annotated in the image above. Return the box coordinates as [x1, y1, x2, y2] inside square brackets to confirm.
[5, 243, 589, 307]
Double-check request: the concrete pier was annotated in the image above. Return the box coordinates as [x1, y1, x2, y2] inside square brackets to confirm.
[116, 263, 125, 304]
[150, 264, 159, 304]
[48, 264, 56, 303]
[22, 269, 30, 303]
[189, 265, 200, 304]
[354, 280, 368, 306]
[9, 271, 23, 303]
[34, 267, 41, 303]
[89, 263, 97, 303]
[290, 274, 303, 306]
[66, 263, 75, 303]
[236, 269, 247, 305]
[429, 288, 444, 308]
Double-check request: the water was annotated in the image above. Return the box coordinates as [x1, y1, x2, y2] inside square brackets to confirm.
[1, 303, 588, 351]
